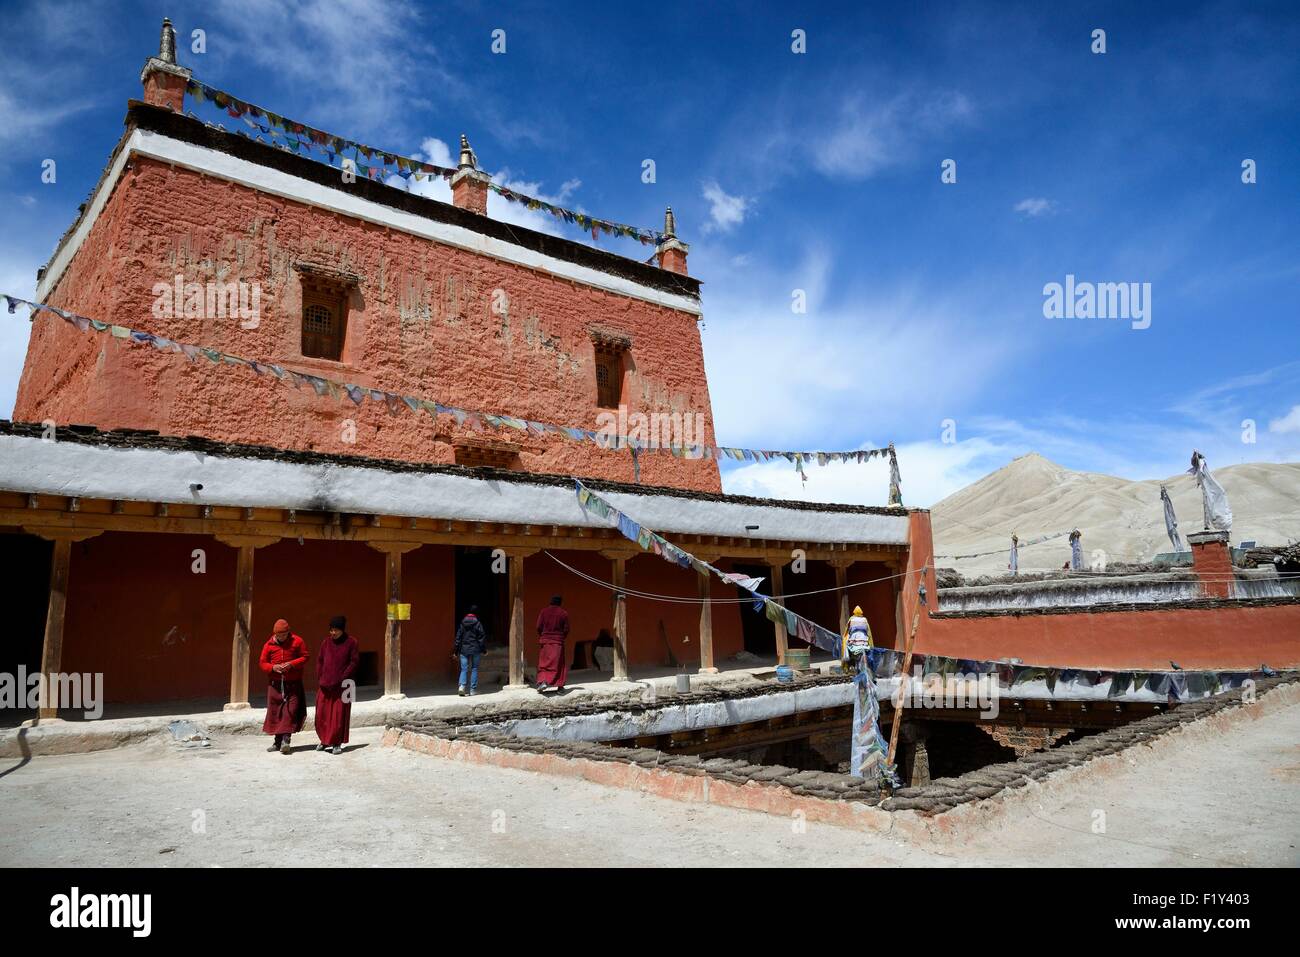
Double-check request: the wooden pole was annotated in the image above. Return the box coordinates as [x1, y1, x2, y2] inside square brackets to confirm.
[611, 556, 629, 681]
[227, 544, 255, 709]
[886, 608, 922, 772]
[216, 534, 280, 710]
[383, 548, 403, 698]
[507, 552, 527, 688]
[37, 538, 72, 720]
[697, 569, 717, 673]
[770, 562, 788, 665]
[366, 541, 420, 700]
[835, 561, 851, 635]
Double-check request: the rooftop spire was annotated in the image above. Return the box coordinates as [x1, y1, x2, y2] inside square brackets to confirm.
[158, 17, 177, 65]
[663, 206, 676, 238]
[458, 134, 478, 171]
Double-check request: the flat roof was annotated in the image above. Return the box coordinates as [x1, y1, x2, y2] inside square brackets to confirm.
[0, 422, 913, 546]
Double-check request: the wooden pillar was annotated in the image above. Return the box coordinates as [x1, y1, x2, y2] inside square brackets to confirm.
[697, 568, 717, 674]
[229, 545, 254, 707]
[832, 560, 852, 634]
[601, 551, 631, 681]
[770, 562, 789, 665]
[505, 550, 531, 689]
[25, 527, 102, 721]
[38, 538, 71, 720]
[217, 534, 281, 710]
[369, 542, 421, 700]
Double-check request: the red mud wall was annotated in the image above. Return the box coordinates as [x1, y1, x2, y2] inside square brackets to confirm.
[905, 511, 1300, 671]
[59, 532, 457, 705]
[525, 550, 744, 669]
[16, 155, 720, 492]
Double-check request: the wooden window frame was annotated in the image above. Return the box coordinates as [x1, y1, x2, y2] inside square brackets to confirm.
[594, 342, 626, 410]
[300, 276, 350, 362]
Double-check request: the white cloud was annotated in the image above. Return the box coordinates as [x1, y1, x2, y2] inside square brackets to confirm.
[207, 0, 462, 142]
[1269, 405, 1300, 434]
[1013, 197, 1056, 217]
[701, 180, 750, 233]
[813, 90, 974, 180]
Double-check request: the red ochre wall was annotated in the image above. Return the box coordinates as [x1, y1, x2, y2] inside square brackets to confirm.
[525, 550, 745, 669]
[905, 511, 1300, 671]
[15, 154, 721, 493]
[54, 534, 750, 707]
[59, 532, 458, 705]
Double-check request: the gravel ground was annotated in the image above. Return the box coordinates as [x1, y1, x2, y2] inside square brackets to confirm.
[1, 698, 1296, 867]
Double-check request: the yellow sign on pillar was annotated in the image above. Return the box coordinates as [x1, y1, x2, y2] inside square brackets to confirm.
[386, 603, 411, 621]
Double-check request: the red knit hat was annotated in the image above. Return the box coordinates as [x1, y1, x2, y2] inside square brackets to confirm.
[273, 618, 290, 635]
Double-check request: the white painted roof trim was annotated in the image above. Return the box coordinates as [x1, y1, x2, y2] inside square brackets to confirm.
[0, 434, 910, 545]
[36, 129, 703, 317]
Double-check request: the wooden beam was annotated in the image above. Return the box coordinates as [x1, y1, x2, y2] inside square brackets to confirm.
[225, 543, 256, 710]
[770, 562, 788, 666]
[611, 555, 628, 681]
[368, 542, 421, 699]
[506, 552, 528, 688]
[697, 568, 717, 674]
[885, 609, 922, 776]
[0, 501, 902, 562]
[37, 538, 72, 719]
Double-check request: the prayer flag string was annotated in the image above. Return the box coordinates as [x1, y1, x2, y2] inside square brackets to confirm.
[2, 293, 902, 501]
[183, 78, 664, 246]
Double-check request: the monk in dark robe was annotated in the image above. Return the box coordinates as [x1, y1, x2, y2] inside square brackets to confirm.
[535, 595, 570, 694]
[315, 615, 359, 755]
[260, 619, 309, 754]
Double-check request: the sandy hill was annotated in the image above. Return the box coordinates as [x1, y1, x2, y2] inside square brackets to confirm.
[931, 453, 1300, 576]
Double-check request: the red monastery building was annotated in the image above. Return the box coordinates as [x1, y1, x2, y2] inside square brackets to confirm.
[2, 24, 914, 715]
[3, 23, 1297, 721]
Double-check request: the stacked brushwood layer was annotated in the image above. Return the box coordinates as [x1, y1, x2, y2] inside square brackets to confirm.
[391, 673, 1295, 816]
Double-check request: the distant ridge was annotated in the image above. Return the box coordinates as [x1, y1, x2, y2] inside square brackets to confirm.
[931, 454, 1300, 574]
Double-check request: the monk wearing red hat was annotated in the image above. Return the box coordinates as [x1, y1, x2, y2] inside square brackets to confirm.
[260, 619, 309, 754]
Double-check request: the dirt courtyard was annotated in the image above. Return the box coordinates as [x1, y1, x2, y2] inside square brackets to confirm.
[2, 700, 1297, 867]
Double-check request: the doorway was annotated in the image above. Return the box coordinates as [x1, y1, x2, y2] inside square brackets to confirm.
[453, 546, 509, 650]
[732, 561, 776, 656]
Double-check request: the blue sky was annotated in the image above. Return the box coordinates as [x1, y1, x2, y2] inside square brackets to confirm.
[1, 0, 1297, 506]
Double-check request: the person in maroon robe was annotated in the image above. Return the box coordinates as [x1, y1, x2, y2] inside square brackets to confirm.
[260, 619, 309, 754]
[315, 615, 359, 755]
[535, 595, 570, 694]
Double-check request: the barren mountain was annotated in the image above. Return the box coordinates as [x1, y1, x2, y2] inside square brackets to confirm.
[931, 453, 1300, 576]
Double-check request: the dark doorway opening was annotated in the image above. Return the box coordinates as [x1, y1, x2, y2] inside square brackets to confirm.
[732, 562, 775, 656]
[453, 546, 509, 651]
[1, 532, 52, 725]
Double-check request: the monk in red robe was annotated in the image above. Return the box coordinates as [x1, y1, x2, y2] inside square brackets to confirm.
[260, 619, 309, 754]
[535, 595, 570, 693]
[315, 615, 359, 755]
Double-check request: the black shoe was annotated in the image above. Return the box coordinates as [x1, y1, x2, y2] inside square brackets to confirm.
[315, 743, 325, 752]
[331, 745, 343, 755]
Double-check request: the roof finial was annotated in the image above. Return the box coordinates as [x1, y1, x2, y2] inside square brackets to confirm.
[663, 206, 676, 238]
[458, 134, 478, 171]
[159, 17, 177, 64]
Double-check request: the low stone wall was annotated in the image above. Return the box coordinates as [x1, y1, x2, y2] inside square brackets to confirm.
[386, 675, 1296, 832]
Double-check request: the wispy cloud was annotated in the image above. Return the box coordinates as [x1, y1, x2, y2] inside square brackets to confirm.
[1013, 197, 1056, 217]
[1269, 405, 1300, 435]
[812, 89, 974, 180]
